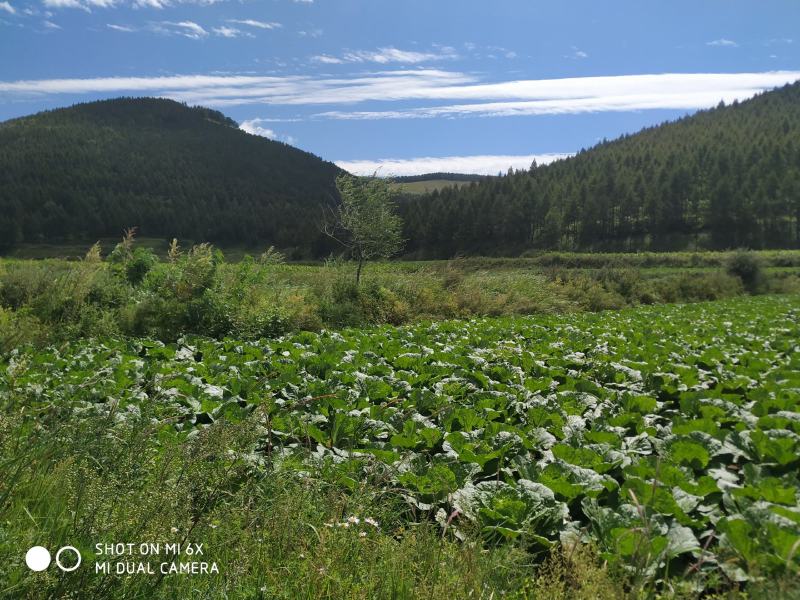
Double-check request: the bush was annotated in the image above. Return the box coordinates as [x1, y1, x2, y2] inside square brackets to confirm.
[124, 247, 158, 286]
[358, 282, 410, 325]
[319, 276, 364, 327]
[726, 250, 765, 293]
[0, 307, 48, 352]
[0, 261, 72, 310]
[233, 304, 289, 339]
[652, 272, 743, 303]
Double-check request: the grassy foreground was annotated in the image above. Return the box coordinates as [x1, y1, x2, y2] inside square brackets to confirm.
[1, 295, 799, 598]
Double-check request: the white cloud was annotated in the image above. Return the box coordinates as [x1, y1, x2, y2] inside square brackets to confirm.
[298, 28, 322, 37]
[565, 47, 588, 59]
[42, 18, 61, 27]
[43, 0, 88, 10]
[707, 38, 738, 47]
[44, 0, 117, 8]
[0, 1, 16, 14]
[213, 25, 252, 38]
[43, 0, 221, 9]
[239, 118, 296, 144]
[312, 54, 344, 64]
[226, 18, 280, 30]
[335, 154, 573, 177]
[2, 71, 798, 120]
[154, 20, 207, 39]
[312, 46, 458, 65]
[107, 23, 134, 31]
[315, 90, 772, 120]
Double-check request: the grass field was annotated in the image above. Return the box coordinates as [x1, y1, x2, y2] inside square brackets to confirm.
[388, 179, 474, 195]
[2, 295, 799, 598]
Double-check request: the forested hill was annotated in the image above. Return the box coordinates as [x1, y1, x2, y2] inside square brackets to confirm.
[0, 98, 343, 254]
[399, 81, 800, 257]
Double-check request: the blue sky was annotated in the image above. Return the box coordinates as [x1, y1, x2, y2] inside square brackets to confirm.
[1, 0, 799, 175]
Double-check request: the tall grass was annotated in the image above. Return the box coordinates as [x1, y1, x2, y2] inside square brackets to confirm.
[0, 397, 617, 599]
[1, 244, 798, 350]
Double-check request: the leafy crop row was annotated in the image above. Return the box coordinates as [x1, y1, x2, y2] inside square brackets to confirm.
[3, 295, 799, 591]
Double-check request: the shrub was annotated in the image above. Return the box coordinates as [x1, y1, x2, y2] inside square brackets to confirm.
[358, 282, 410, 325]
[726, 249, 765, 293]
[233, 304, 288, 339]
[768, 273, 800, 294]
[0, 307, 48, 352]
[319, 276, 363, 327]
[596, 268, 645, 302]
[559, 275, 625, 312]
[652, 272, 743, 303]
[124, 247, 158, 286]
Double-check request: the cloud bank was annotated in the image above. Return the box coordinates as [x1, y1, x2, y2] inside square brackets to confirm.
[1, 70, 798, 120]
[335, 153, 572, 177]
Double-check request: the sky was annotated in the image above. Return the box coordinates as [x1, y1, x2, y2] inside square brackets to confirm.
[1, 0, 799, 175]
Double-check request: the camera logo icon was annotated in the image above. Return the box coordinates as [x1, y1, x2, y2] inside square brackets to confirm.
[25, 546, 82, 572]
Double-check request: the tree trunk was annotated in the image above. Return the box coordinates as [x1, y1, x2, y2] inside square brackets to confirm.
[356, 256, 364, 285]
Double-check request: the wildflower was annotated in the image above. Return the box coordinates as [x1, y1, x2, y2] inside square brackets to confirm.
[170, 527, 179, 534]
[347, 516, 360, 525]
[359, 531, 367, 538]
[364, 517, 379, 528]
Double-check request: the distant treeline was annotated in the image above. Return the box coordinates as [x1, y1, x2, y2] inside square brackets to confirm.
[399, 82, 800, 257]
[392, 173, 489, 183]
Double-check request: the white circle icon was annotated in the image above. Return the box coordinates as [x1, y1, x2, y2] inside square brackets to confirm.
[25, 546, 51, 571]
[55, 546, 82, 572]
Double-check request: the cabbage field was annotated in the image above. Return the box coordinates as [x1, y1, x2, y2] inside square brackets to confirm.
[3, 294, 800, 596]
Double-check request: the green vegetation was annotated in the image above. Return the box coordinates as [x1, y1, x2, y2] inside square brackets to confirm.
[400, 81, 800, 256]
[4, 242, 800, 350]
[390, 179, 478, 195]
[0, 98, 342, 255]
[2, 295, 799, 597]
[324, 175, 405, 284]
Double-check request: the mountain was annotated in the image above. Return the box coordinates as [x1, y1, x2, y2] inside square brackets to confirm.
[398, 81, 800, 257]
[0, 98, 343, 255]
